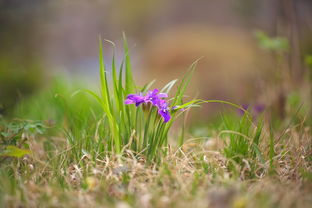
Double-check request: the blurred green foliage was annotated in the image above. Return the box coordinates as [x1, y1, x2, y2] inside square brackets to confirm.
[255, 30, 289, 52]
[305, 55, 312, 68]
[0, 57, 43, 115]
[14, 78, 102, 131]
[305, 54, 312, 80]
[0, 119, 46, 158]
[0, 1, 47, 115]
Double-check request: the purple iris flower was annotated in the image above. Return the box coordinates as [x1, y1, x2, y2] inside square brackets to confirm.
[254, 104, 265, 114]
[238, 104, 250, 115]
[238, 103, 265, 117]
[124, 89, 171, 123]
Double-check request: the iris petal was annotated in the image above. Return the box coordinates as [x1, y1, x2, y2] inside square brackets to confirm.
[158, 93, 168, 98]
[158, 109, 171, 123]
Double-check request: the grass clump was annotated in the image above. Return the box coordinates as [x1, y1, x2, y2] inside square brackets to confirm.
[76, 36, 200, 162]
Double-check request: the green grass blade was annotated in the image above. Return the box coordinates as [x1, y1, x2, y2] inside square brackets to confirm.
[123, 32, 135, 95]
[161, 79, 178, 94]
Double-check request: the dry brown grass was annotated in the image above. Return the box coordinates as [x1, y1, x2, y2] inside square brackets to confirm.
[1, 122, 311, 208]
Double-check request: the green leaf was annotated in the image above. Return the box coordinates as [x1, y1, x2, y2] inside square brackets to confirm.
[1, 132, 10, 137]
[0, 145, 31, 158]
[72, 89, 103, 106]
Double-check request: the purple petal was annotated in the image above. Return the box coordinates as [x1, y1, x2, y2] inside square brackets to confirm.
[158, 109, 171, 123]
[158, 93, 168, 98]
[155, 99, 166, 108]
[135, 100, 145, 107]
[254, 104, 265, 114]
[145, 89, 162, 105]
[125, 99, 135, 104]
[151, 89, 159, 95]
[124, 93, 145, 106]
[146, 89, 158, 97]
[126, 94, 137, 100]
[238, 104, 249, 115]
[242, 104, 249, 110]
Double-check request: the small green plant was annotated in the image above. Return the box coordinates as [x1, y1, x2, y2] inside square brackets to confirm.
[0, 119, 46, 158]
[220, 112, 265, 178]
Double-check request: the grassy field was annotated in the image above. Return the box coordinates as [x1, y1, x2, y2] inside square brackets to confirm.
[0, 38, 311, 208]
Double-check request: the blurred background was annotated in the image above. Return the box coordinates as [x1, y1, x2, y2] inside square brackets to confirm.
[1, 0, 312, 119]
